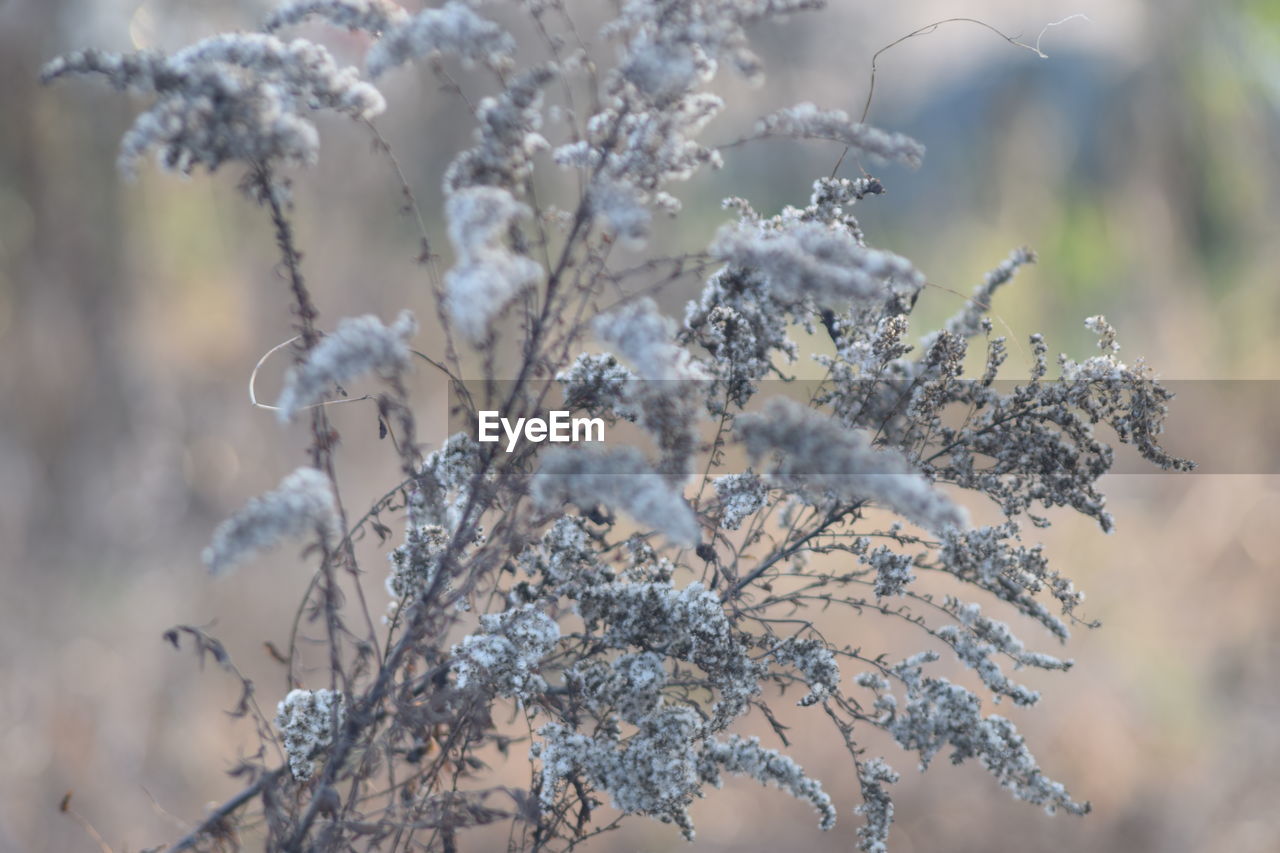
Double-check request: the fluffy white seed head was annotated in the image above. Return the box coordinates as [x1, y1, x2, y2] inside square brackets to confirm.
[756, 103, 924, 168]
[275, 688, 344, 780]
[532, 447, 699, 546]
[738, 398, 968, 534]
[277, 310, 417, 422]
[443, 187, 542, 342]
[203, 467, 340, 576]
[366, 1, 515, 78]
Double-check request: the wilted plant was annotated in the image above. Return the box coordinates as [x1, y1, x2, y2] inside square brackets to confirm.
[45, 2, 1191, 851]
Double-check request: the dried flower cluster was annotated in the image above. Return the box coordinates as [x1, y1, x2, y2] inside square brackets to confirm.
[277, 309, 417, 421]
[201, 466, 339, 576]
[47, 1, 1191, 851]
[276, 688, 345, 781]
[42, 33, 385, 176]
[444, 187, 543, 342]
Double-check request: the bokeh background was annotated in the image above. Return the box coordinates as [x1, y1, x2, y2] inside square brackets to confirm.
[2, 0, 1278, 850]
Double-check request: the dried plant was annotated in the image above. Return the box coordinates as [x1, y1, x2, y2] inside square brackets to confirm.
[44, 2, 1191, 851]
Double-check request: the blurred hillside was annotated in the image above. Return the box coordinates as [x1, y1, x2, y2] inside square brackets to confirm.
[1, 0, 1278, 850]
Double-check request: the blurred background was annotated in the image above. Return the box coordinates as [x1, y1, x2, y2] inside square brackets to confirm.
[2, 0, 1278, 850]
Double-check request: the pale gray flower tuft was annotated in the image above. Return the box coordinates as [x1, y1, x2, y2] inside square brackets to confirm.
[276, 309, 416, 422]
[366, 1, 515, 78]
[756, 102, 925, 167]
[713, 472, 767, 530]
[700, 735, 837, 830]
[265, 0, 410, 34]
[739, 398, 968, 534]
[532, 447, 700, 546]
[443, 187, 543, 342]
[711, 218, 923, 308]
[453, 605, 561, 699]
[854, 757, 899, 852]
[43, 34, 385, 176]
[203, 467, 340, 575]
[939, 247, 1036, 341]
[275, 688, 344, 780]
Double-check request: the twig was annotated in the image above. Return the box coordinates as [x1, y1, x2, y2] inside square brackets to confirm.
[248, 334, 375, 414]
[832, 14, 1090, 177]
[161, 768, 287, 853]
[59, 792, 114, 853]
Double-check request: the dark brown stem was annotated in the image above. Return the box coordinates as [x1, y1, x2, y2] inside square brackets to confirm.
[162, 768, 287, 853]
[256, 165, 320, 354]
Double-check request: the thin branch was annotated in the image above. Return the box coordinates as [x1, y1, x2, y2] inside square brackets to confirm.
[161, 768, 286, 853]
[831, 15, 1083, 177]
